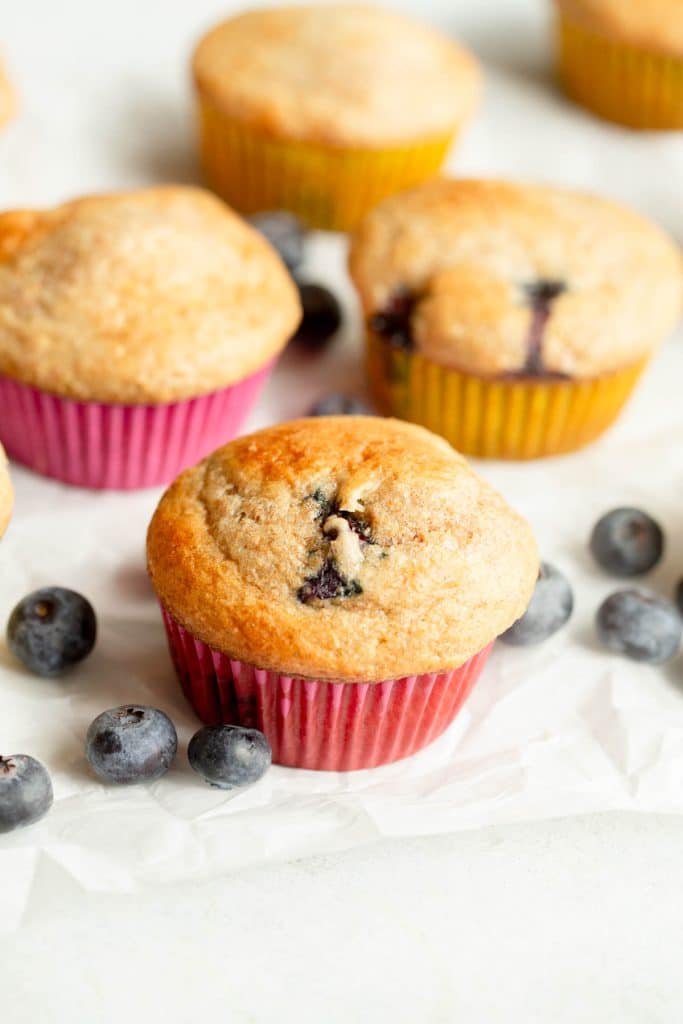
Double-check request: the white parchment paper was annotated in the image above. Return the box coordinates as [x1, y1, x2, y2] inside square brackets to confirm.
[1, 0, 682, 936]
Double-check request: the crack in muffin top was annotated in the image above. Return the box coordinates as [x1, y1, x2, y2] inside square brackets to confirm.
[0, 186, 301, 404]
[349, 179, 683, 379]
[147, 417, 538, 682]
[192, 5, 481, 147]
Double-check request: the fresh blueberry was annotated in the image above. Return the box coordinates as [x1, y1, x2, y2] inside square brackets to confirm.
[247, 211, 305, 272]
[0, 755, 53, 833]
[590, 508, 664, 577]
[309, 394, 374, 417]
[500, 562, 573, 645]
[292, 283, 342, 349]
[676, 579, 683, 616]
[86, 706, 177, 784]
[188, 725, 271, 790]
[7, 587, 97, 677]
[596, 590, 681, 664]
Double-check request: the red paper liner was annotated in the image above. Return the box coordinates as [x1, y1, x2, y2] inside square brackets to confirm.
[0, 363, 271, 489]
[161, 608, 492, 771]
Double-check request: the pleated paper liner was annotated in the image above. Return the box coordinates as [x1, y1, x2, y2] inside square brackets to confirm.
[557, 12, 683, 130]
[0, 362, 271, 490]
[196, 93, 456, 231]
[161, 607, 492, 771]
[366, 330, 648, 459]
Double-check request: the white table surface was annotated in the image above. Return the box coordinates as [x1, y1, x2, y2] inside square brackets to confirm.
[1, 1, 683, 1021]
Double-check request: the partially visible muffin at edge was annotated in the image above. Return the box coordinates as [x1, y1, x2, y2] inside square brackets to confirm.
[0, 59, 13, 130]
[0, 186, 301, 489]
[554, 0, 683, 129]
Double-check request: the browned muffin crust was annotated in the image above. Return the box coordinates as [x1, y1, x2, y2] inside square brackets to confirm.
[349, 178, 682, 379]
[0, 186, 301, 404]
[193, 5, 481, 147]
[148, 417, 538, 681]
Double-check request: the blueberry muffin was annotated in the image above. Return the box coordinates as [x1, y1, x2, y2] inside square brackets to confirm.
[0, 186, 301, 488]
[147, 416, 538, 769]
[0, 443, 12, 538]
[192, 4, 481, 230]
[555, 0, 683, 129]
[349, 178, 682, 459]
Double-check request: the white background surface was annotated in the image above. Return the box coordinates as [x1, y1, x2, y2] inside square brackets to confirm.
[1, 1, 683, 1020]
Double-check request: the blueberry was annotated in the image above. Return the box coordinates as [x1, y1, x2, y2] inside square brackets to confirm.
[369, 287, 417, 351]
[292, 283, 342, 349]
[590, 507, 664, 577]
[247, 211, 305, 272]
[309, 394, 374, 417]
[7, 587, 97, 677]
[521, 278, 567, 376]
[596, 590, 681, 664]
[0, 755, 53, 833]
[500, 562, 573, 645]
[188, 725, 271, 790]
[86, 706, 177, 784]
[297, 559, 362, 603]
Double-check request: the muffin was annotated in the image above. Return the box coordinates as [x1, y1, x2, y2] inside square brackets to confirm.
[147, 416, 538, 770]
[0, 186, 301, 489]
[349, 178, 682, 460]
[0, 60, 13, 130]
[192, 4, 480, 231]
[0, 444, 12, 538]
[555, 0, 683, 129]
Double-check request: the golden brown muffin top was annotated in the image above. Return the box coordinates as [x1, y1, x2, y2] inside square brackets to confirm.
[147, 417, 538, 682]
[349, 178, 682, 379]
[193, 5, 481, 147]
[0, 186, 301, 404]
[0, 444, 13, 539]
[557, 0, 683, 56]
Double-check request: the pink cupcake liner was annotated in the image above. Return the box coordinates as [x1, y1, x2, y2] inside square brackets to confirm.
[0, 363, 271, 490]
[161, 607, 493, 771]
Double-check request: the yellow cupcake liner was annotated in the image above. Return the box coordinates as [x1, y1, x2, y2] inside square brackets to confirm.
[196, 93, 457, 231]
[557, 12, 683, 129]
[366, 330, 649, 459]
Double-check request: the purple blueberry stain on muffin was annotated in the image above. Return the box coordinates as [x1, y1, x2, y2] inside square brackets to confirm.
[298, 488, 376, 603]
[298, 560, 363, 603]
[305, 489, 374, 544]
[372, 279, 570, 380]
[369, 287, 418, 351]
[511, 278, 568, 378]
